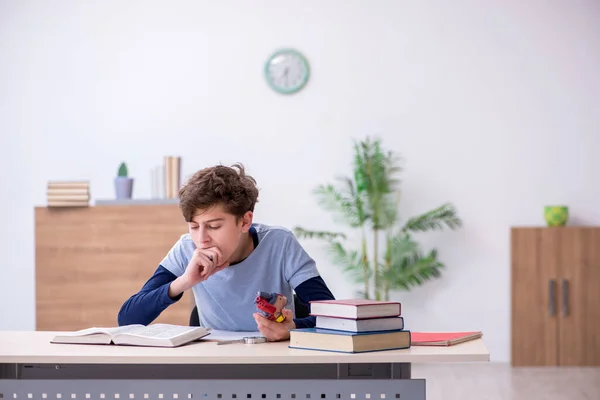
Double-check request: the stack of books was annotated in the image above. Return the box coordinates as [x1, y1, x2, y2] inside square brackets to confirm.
[47, 181, 90, 207]
[289, 299, 411, 353]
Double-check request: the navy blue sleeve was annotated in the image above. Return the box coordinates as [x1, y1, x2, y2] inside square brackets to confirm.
[292, 275, 335, 329]
[117, 265, 182, 326]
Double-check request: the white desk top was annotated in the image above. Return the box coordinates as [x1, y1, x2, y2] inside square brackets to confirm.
[0, 331, 490, 364]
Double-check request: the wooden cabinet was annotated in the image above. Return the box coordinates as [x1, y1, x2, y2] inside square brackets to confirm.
[511, 227, 600, 366]
[35, 204, 194, 331]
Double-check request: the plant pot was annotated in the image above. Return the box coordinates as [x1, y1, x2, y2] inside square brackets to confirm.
[544, 205, 569, 227]
[115, 177, 134, 199]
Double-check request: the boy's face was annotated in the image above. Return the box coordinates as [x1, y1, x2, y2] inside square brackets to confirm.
[188, 203, 253, 266]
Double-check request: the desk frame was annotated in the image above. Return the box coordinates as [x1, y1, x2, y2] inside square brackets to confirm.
[1, 362, 411, 380]
[1, 363, 423, 400]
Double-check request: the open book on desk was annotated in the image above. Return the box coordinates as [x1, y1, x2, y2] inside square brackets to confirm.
[50, 323, 211, 348]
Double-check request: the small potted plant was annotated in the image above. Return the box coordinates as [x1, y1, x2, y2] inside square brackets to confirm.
[115, 162, 134, 199]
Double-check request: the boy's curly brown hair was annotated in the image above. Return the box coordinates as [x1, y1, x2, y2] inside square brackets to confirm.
[178, 163, 259, 222]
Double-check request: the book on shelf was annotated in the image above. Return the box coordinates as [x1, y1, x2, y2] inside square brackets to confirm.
[164, 156, 181, 199]
[315, 315, 404, 333]
[289, 327, 411, 353]
[46, 201, 89, 207]
[410, 331, 483, 346]
[46, 194, 89, 201]
[47, 180, 90, 189]
[309, 299, 401, 319]
[47, 180, 90, 207]
[50, 323, 211, 348]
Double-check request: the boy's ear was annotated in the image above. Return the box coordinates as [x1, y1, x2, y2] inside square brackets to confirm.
[240, 211, 253, 232]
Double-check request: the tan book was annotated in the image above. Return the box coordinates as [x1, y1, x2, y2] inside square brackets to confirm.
[289, 327, 411, 353]
[164, 156, 172, 198]
[47, 188, 90, 196]
[47, 201, 89, 207]
[47, 181, 90, 189]
[50, 323, 211, 348]
[163, 156, 181, 199]
[47, 195, 90, 201]
[170, 156, 181, 197]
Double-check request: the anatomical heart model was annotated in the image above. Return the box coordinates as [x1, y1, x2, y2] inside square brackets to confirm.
[255, 291, 288, 323]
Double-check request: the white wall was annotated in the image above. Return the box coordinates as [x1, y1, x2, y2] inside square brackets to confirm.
[1, 0, 599, 362]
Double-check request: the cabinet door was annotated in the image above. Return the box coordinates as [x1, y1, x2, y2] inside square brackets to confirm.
[511, 227, 559, 366]
[558, 228, 600, 366]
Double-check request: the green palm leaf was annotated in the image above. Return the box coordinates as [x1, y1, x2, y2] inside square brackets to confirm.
[386, 248, 444, 291]
[402, 203, 462, 233]
[380, 191, 401, 229]
[337, 175, 368, 226]
[312, 174, 369, 228]
[293, 227, 346, 241]
[326, 240, 366, 284]
[389, 232, 420, 263]
[353, 137, 402, 230]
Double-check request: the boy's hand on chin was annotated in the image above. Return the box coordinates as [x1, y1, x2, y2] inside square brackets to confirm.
[253, 308, 295, 341]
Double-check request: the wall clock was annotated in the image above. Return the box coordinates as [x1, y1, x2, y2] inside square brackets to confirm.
[264, 48, 310, 94]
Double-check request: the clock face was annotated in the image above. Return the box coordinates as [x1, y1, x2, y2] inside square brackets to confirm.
[264, 49, 310, 94]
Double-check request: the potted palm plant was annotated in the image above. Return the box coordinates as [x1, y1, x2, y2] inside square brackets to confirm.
[114, 162, 134, 199]
[294, 136, 462, 301]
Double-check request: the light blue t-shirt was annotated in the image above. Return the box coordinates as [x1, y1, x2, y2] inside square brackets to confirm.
[159, 223, 321, 331]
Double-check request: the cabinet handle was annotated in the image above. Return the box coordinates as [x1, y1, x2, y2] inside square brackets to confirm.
[549, 279, 556, 316]
[562, 279, 569, 317]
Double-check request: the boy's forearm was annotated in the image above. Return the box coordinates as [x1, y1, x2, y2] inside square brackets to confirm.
[118, 284, 177, 326]
[118, 265, 184, 326]
[168, 275, 192, 299]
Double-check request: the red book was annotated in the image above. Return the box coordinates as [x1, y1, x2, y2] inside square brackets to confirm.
[309, 299, 401, 320]
[410, 331, 483, 346]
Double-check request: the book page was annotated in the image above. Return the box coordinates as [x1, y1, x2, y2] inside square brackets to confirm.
[57, 325, 145, 337]
[118, 324, 207, 340]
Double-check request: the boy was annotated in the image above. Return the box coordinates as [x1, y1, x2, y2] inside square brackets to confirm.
[117, 163, 336, 341]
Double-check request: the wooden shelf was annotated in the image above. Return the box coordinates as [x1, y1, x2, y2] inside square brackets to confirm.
[35, 204, 193, 331]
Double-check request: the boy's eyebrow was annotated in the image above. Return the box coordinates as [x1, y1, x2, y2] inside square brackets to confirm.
[204, 218, 225, 223]
[190, 217, 225, 224]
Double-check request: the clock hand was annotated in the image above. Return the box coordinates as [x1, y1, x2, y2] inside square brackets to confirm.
[282, 67, 289, 86]
[281, 67, 290, 86]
